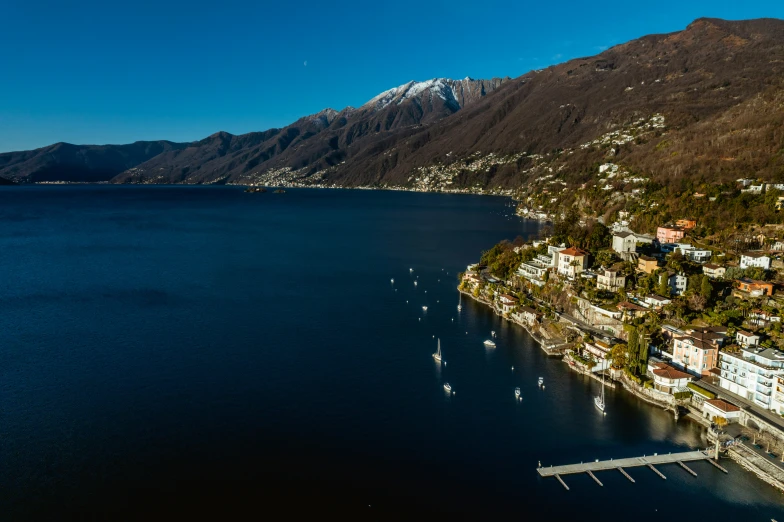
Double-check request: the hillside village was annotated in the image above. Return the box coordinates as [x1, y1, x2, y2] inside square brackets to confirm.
[460, 191, 784, 489]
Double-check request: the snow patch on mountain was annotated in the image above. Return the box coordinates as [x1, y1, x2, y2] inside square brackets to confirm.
[362, 79, 458, 110]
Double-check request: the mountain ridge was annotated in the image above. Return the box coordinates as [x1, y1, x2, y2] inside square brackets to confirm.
[1, 17, 783, 195]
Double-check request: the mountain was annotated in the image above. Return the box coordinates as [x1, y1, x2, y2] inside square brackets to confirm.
[310, 17, 784, 189]
[0, 141, 188, 183]
[1, 18, 783, 196]
[111, 77, 507, 184]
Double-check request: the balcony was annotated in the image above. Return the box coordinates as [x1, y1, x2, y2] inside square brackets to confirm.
[756, 387, 772, 397]
[755, 394, 771, 405]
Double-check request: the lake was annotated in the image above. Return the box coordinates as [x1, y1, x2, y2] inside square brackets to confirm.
[0, 186, 781, 520]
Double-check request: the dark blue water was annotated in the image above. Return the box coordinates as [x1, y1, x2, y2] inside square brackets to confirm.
[0, 186, 781, 520]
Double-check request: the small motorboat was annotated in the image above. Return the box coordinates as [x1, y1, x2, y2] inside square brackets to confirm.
[483, 339, 496, 348]
[390, 278, 394, 284]
[515, 387, 521, 399]
[443, 382, 452, 393]
[491, 331, 497, 338]
[414, 281, 418, 287]
[410, 268, 413, 273]
[538, 377, 544, 387]
[422, 306, 428, 311]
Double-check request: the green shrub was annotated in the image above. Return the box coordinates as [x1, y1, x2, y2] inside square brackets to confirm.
[687, 382, 716, 399]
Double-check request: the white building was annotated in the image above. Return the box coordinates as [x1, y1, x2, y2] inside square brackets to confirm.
[612, 232, 637, 253]
[497, 294, 519, 314]
[557, 247, 589, 279]
[674, 244, 712, 263]
[740, 252, 771, 270]
[736, 330, 760, 348]
[659, 272, 687, 296]
[702, 399, 742, 424]
[644, 294, 672, 309]
[597, 269, 626, 292]
[718, 347, 784, 410]
[648, 362, 692, 394]
[702, 264, 726, 279]
[516, 260, 549, 287]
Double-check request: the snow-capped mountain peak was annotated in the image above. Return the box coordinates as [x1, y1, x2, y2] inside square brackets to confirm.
[360, 77, 508, 113]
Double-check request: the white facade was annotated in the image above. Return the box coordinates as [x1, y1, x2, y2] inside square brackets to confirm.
[736, 331, 760, 347]
[659, 273, 687, 296]
[612, 232, 637, 253]
[718, 347, 784, 410]
[597, 269, 625, 292]
[674, 244, 712, 263]
[702, 264, 725, 279]
[557, 248, 588, 279]
[740, 253, 771, 270]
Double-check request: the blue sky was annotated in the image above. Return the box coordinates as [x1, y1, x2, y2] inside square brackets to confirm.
[1, 1, 783, 152]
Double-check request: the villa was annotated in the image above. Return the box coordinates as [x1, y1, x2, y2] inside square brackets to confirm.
[702, 263, 726, 279]
[656, 225, 685, 244]
[740, 252, 771, 270]
[557, 246, 589, 279]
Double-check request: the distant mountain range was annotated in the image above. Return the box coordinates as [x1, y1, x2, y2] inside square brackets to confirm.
[2, 18, 783, 192]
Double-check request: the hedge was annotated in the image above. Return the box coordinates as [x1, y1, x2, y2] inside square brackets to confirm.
[687, 382, 716, 399]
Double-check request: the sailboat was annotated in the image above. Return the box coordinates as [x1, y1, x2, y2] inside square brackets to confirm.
[594, 371, 606, 414]
[432, 338, 443, 363]
[457, 292, 462, 312]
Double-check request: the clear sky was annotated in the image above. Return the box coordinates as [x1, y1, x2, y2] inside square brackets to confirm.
[2, 1, 783, 152]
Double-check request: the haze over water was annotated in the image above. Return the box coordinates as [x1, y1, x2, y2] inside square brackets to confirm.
[0, 186, 781, 520]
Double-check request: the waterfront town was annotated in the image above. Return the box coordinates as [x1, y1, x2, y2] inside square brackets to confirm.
[460, 202, 784, 491]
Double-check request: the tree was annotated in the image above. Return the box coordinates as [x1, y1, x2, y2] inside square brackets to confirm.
[637, 275, 654, 296]
[626, 327, 640, 375]
[638, 334, 649, 375]
[610, 343, 628, 368]
[657, 273, 671, 297]
[700, 275, 713, 301]
[595, 249, 618, 268]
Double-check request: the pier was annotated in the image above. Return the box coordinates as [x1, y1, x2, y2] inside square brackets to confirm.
[538, 450, 719, 489]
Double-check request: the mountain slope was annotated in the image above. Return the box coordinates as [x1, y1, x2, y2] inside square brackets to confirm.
[312, 17, 784, 189]
[112, 77, 507, 184]
[2, 18, 782, 193]
[0, 141, 189, 183]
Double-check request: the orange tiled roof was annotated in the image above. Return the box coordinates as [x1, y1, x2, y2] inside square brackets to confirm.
[559, 246, 588, 256]
[652, 365, 692, 381]
[705, 399, 740, 413]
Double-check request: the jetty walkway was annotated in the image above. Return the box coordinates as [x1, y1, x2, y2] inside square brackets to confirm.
[538, 450, 728, 490]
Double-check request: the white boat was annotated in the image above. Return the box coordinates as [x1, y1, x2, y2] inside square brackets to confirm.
[457, 292, 462, 312]
[410, 268, 413, 272]
[422, 305, 428, 311]
[414, 281, 418, 287]
[595, 371, 607, 414]
[483, 339, 496, 348]
[390, 278, 394, 284]
[538, 377, 544, 386]
[432, 338, 443, 363]
[443, 382, 452, 393]
[515, 387, 521, 399]
[491, 331, 497, 338]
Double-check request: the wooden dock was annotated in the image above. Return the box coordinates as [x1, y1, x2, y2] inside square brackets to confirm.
[538, 450, 717, 489]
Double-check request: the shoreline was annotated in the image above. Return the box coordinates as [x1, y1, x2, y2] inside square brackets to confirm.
[460, 284, 784, 492]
